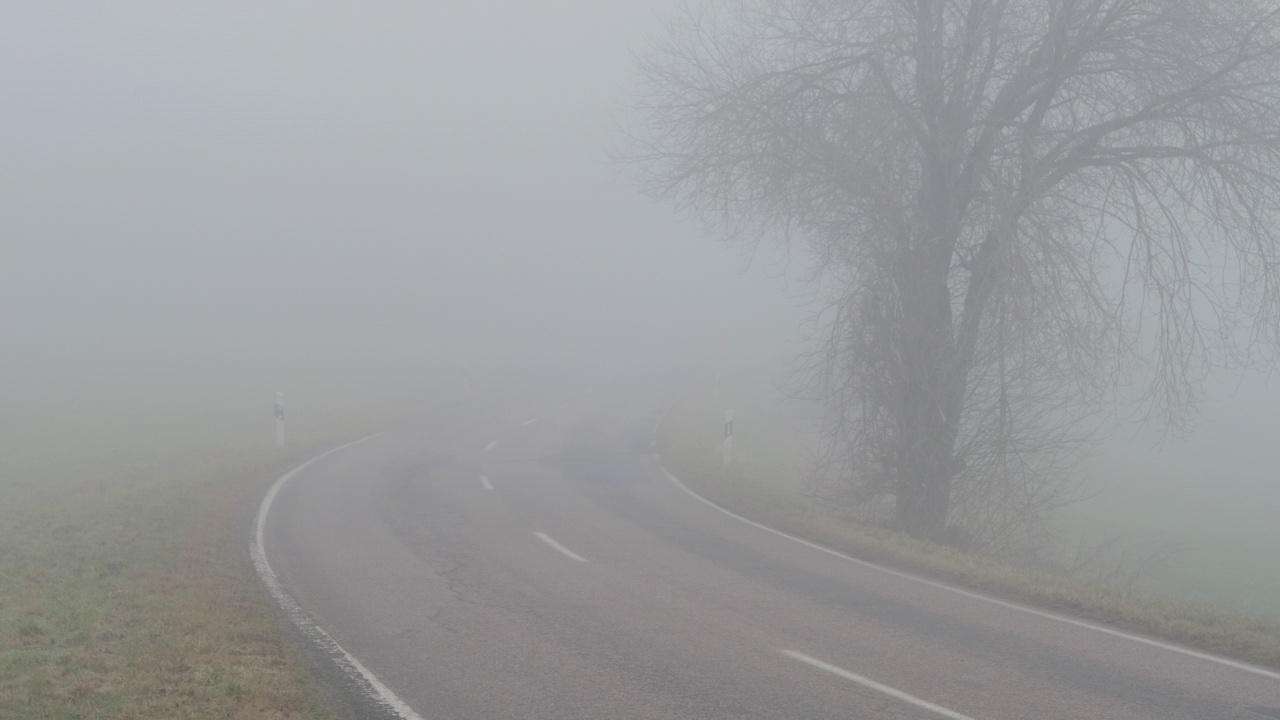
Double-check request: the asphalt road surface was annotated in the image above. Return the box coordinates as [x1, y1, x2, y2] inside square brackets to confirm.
[259, 377, 1280, 719]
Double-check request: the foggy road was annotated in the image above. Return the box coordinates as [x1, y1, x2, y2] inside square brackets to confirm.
[258, 380, 1280, 720]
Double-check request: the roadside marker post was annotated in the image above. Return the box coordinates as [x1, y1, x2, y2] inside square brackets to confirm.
[274, 392, 285, 449]
[723, 409, 734, 465]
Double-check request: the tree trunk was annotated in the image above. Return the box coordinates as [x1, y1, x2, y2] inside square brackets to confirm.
[894, 387, 959, 542]
[891, 240, 962, 542]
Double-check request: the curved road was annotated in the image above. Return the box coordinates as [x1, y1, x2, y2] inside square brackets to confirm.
[260, 379, 1280, 719]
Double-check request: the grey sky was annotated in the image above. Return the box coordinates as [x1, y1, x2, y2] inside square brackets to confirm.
[1, 1, 799, 379]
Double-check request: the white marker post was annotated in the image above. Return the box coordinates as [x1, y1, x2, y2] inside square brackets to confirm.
[723, 409, 734, 465]
[274, 392, 285, 449]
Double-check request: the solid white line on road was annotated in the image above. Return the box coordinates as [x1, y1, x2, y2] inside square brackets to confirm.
[535, 532, 588, 563]
[523, 417, 539, 426]
[782, 651, 975, 720]
[660, 464, 1280, 682]
[480, 475, 494, 490]
[484, 440, 498, 453]
[253, 433, 426, 720]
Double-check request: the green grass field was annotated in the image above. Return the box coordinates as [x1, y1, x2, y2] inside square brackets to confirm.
[0, 364, 436, 719]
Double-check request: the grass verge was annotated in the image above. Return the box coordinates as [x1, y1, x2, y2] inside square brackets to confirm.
[657, 388, 1280, 671]
[0, 396, 426, 719]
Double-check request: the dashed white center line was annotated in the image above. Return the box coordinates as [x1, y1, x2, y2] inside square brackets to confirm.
[522, 417, 539, 426]
[781, 651, 975, 720]
[484, 440, 498, 453]
[480, 475, 494, 490]
[534, 532, 587, 563]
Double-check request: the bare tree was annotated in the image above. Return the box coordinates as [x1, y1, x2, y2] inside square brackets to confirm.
[627, 0, 1280, 549]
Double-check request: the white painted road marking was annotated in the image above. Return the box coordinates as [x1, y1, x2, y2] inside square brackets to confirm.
[535, 532, 588, 563]
[253, 433, 426, 720]
[660, 464, 1280, 681]
[523, 417, 539, 426]
[484, 440, 498, 453]
[782, 651, 975, 720]
[480, 475, 494, 490]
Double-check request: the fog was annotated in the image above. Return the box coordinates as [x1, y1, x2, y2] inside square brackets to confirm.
[1, 1, 800, 399]
[3, 1, 1278, 619]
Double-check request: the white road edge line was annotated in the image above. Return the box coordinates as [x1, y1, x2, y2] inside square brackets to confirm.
[480, 475, 494, 490]
[484, 440, 498, 452]
[523, 417, 539, 426]
[782, 650, 975, 720]
[252, 433, 426, 720]
[660, 463, 1280, 681]
[535, 532, 588, 563]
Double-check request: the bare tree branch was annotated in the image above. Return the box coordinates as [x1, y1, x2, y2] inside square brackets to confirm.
[623, 0, 1280, 552]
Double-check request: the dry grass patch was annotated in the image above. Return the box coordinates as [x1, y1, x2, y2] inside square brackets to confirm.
[0, 381, 432, 720]
[0, 444, 338, 720]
